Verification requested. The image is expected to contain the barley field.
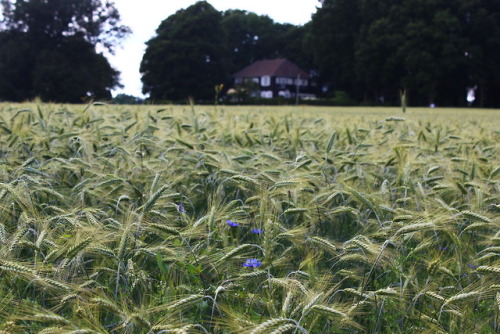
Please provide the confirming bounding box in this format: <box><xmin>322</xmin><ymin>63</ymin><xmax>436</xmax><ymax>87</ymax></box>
<box><xmin>0</xmin><ymin>103</ymin><xmax>498</xmax><ymax>333</ymax></box>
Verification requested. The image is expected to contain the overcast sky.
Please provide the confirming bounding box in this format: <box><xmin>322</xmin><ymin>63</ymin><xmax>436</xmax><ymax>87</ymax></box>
<box><xmin>109</xmin><ymin>0</ymin><xmax>321</xmax><ymax>97</ymax></box>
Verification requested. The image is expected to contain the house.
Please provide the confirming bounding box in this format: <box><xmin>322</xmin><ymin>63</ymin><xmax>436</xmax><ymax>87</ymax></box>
<box><xmin>232</xmin><ymin>58</ymin><xmax>315</xmax><ymax>99</ymax></box>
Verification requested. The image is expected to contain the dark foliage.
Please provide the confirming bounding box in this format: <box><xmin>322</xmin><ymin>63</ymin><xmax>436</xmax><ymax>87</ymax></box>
<box><xmin>0</xmin><ymin>0</ymin><xmax>129</xmax><ymax>102</ymax></box>
<box><xmin>140</xmin><ymin>1</ymin><xmax>226</xmax><ymax>102</ymax></box>
<box><xmin>2</xmin><ymin>0</ymin><xmax>500</xmax><ymax>107</ymax></box>
<box><xmin>309</xmin><ymin>0</ymin><xmax>500</xmax><ymax>107</ymax></box>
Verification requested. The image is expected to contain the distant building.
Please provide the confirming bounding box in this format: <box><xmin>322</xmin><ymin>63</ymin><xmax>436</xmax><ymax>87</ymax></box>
<box><xmin>232</xmin><ymin>58</ymin><xmax>315</xmax><ymax>99</ymax></box>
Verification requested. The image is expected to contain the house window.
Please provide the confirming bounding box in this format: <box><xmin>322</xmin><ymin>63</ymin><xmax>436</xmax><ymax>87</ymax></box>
<box><xmin>261</xmin><ymin>75</ymin><xmax>271</xmax><ymax>87</ymax></box>
<box><xmin>261</xmin><ymin>90</ymin><xmax>273</xmax><ymax>98</ymax></box>
<box><xmin>252</xmin><ymin>77</ymin><xmax>259</xmax><ymax>84</ymax></box>
<box><xmin>235</xmin><ymin>77</ymin><xmax>242</xmax><ymax>84</ymax></box>
<box><xmin>278</xmin><ymin>90</ymin><xmax>291</xmax><ymax>98</ymax></box>
<box><xmin>276</xmin><ymin>77</ymin><xmax>295</xmax><ymax>85</ymax></box>
<box><xmin>294</xmin><ymin>78</ymin><xmax>308</xmax><ymax>86</ymax></box>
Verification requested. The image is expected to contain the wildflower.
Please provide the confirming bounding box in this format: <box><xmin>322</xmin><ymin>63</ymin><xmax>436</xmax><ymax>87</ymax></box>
<box><xmin>226</xmin><ymin>220</ymin><xmax>239</xmax><ymax>227</ymax></box>
<box><xmin>177</xmin><ymin>203</ymin><xmax>186</xmax><ymax>213</ymax></box>
<box><xmin>468</xmin><ymin>263</ymin><xmax>477</xmax><ymax>269</ymax></box>
<box><xmin>251</xmin><ymin>228</ymin><xmax>263</xmax><ymax>234</ymax></box>
<box><xmin>438</xmin><ymin>246</ymin><xmax>447</xmax><ymax>251</ymax></box>
<box><xmin>242</xmin><ymin>259</ymin><xmax>262</xmax><ymax>268</ymax></box>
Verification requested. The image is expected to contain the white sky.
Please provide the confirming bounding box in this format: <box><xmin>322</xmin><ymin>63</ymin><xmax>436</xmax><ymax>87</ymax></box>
<box><xmin>109</xmin><ymin>0</ymin><xmax>321</xmax><ymax>97</ymax></box>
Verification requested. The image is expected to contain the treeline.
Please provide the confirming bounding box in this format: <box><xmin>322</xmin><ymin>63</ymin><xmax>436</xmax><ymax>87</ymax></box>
<box><xmin>309</xmin><ymin>0</ymin><xmax>500</xmax><ymax>107</ymax></box>
<box><xmin>1</xmin><ymin>0</ymin><xmax>500</xmax><ymax>107</ymax></box>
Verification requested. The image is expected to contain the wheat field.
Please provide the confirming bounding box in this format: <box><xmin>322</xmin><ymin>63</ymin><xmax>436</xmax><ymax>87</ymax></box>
<box><xmin>0</xmin><ymin>103</ymin><xmax>498</xmax><ymax>333</ymax></box>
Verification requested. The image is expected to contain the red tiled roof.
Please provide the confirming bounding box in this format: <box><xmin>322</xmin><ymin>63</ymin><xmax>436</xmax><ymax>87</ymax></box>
<box><xmin>233</xmin><ymin>59</ymin><xmax>309</xmax><ymax>79</ymax></box>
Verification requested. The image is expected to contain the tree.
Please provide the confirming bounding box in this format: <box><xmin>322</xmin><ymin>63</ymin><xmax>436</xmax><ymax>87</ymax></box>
<box><xmin>308</xmin><ymin>0</ymin><xmax>362</xmax><ymax>98</ymax></box>
<box><xmin>309</xmin><ymin>0</ymin><xmax>500</xmax><ymax>106</ymax></box>
<box><xmin>141</xmin><ymin>1</ymin><xmax>226</xmax><ymax>102</ymax></box>
<box><xmin>30</xmin><ymin>36</ymin><xmax>120</xmax><ymax>102</ymax></box>
<box><xmin>112</xmin><ymin>93</ymin><xmax>143</xmax><ymax>104</ymax></box>
<box><xmin>459</xmin><ymin>0</ymin><xmax>500</xmax><ymax>107</ymax></box>
<box><xmin>0</xmin><ymin>31</ymin><xmax>34</xmax><ymax>101</ymax></box>
<box><xmin>1</xmin><ymin>0</ymin><xmax>129</xmax><ymax>52</ymax></box>
<box><xmin>354</xmin><ymin>1</ymin><xmax>468</xmax><ymax>105</ymax></box>
<box><xmin>0</xmin><ymin>0</ymin><xmax>129</xmax><ymax>102</ymax></box>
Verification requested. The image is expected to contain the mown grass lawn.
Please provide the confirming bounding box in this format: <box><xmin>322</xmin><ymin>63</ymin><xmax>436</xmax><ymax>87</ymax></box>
<box><xmin>0</xmin><ymin>103</ymin><xmax>498</xmax><ymax>333</ymax></box>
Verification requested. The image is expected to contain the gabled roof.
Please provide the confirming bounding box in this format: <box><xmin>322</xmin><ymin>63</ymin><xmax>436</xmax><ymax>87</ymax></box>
<box><xmin>234</xmin><ymin>58</ymin><xmax>309</xmax><ymax>79</ymax></box>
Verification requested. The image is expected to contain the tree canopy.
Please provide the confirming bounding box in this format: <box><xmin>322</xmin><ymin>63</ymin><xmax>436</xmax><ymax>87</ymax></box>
<box><xmin>0</xmin><ymin>0</ymin><xmax>129</xmax><ymax>102</ymax></box>
<box><xmin>140</xmin><ymin>1</ymin><xmax>309</xmax><ymax>102</ymax></box>
<box><xmin>309</xmin><ymin>0</ymin><xmax>500</xmax><ymax>107</ymax></box>
<box><xmin>140</xmin><ymin>1</ymin><xmax>226</xmax><ymax>102</ymax></box>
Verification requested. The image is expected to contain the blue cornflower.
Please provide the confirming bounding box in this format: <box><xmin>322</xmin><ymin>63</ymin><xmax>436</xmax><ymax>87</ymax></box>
<box><xmin>251</xmin><ymin>228</ymin><xmax>263</xmax><ymax>234</ymax></box>
<box><xmin>242</xmin><ymin>259</ymin><xmax>262</xmax><ymax>268</ymax></box>
<box><xmin>226</xmin><ymin>220</ymin><xmax>239</xmax><ymax>227</ymax></box>
<box><xmin>177</xmin><ymin>203</ymin><xmax>186</xmax><ymax>213</ymax></box>
<box><xmin>468</xmin><ymin>263</ymin><xmax>477</xmax><ymax>269</ymax></box>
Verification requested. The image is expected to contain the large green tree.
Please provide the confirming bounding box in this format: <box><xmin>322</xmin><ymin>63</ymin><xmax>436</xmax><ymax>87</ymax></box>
<box><xmin>0</xmin><ymin>0</ymin><xmax>129</xmax><ymax>102</ymax></box>
<box><xmin>140</xmin><ymin>1</ymin><xmax>226</xmax><ymax>102</ymax></box>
